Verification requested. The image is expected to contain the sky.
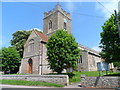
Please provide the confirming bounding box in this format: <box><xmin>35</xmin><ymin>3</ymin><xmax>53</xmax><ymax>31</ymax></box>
<box><xmin>1</xmin><ymin>0</ymin><xmax>119</xmax><ymax>52</ymax></box>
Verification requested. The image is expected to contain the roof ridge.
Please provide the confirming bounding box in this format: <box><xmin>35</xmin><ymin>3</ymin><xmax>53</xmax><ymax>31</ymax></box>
<box><xmin>34</xmin><ymin>30</ymin><xmax>48</xmax><ymax>42</ymax></box>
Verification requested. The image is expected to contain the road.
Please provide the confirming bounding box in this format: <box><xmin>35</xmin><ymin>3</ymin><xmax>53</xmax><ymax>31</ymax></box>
<box><xmin>0</xmin><ymin>84</ymin><xmax>118</xmax><ymax>90</ymax></box>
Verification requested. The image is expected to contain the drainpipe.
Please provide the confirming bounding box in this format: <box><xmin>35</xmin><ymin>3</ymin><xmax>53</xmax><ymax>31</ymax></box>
<box><xmin>38</xmin><ymin>42</ymin><xmax>41</xmax><ymax>75</ymax></box>
<box><xmin>40</xmin><ymin>41</ymin><xmax>46</xmax><ymax>75</ymax></box>
<box><xmin>41</xmin><ymin>42</ymin><xmax>43</xmax><ymax>75</ymax></box>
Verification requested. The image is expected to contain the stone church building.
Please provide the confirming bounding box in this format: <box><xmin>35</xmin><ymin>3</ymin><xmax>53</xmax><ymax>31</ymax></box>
<box><xmin>19</xmin><ymin>4</ymin><xmax>104</xmax><ymax>75</ymax></box>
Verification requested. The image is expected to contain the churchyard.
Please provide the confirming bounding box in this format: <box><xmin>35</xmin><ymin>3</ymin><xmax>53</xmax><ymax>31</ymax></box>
<box><xmin>1</xmin><ymin>71</ymin><xmax>120</xmax><ymax>88</ymax></box>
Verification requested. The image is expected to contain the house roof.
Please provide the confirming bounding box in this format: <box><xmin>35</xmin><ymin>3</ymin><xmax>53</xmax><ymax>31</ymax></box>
<box><xmin>34</xmin><ymin>30</ymin><xmax>48</xmax><ymax>42</ymax></box>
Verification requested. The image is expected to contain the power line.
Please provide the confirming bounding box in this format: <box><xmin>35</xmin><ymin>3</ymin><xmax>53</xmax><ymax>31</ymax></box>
<box><xmin>70</xmin><ymin>12</ymin><xmax>108</xmax><ymax>19</ymax></box>
<box><xmin>96</xmin><ymin>0</ymin><xmax>113</xmax><ymax>14</ymax></box>
<box><xmin>10</xmin><ymin>2</ymin><xmax>108</xmax><ymax>19</ymax></box>
<box><xmin>19</xmin><ymin>2</ymin><xmax>107</xmax><ymax>19</ymax></box>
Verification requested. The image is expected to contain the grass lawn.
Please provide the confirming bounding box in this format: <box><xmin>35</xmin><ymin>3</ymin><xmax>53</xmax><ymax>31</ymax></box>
<box><xmin>69</xmin><ymin>71</ymin><xmax>99</xmax><ymax>83</ymax></box>
<box><xmin>104</xmin><ymin>72</ymin><xmax>120</xmax><ymax>76</ymax></box>
<box><xmin>0</xmin><ymin>79</ymin><xmax>64</xmax><ymax>87</ymax></box>
<box><xmin>69</xmin><ymin>71</ymin><xmax>120</xmax><ymax>83</ymax></box>
<box><xmin>2</xmin><ymin>71</ymin><xmax>119</xmax><ymax>85</ymax></box>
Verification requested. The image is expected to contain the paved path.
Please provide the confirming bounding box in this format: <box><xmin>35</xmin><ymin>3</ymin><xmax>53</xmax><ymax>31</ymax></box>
<box><xmin>0</xmin><ymin>84</ymin><xmax>117</xmax><ymax>90</ymax></box>
<box><xmin>64</xmin><ymin>82</ymin><xmax>81</xmax><ymax>88</ymax></box>
<box><xmin>0</xmin><ymin>84</ymin><xmax>55</xmax><ymax>88</ymax></box>
<box><xmin>64</xmin><ymin>83</ymin><xmax>116</xmax><ymax>90</ymax></box>
<box><xmin>1</xmin><ymin>83</ymin><xmax>82</xmax><ymax>88</ymax></box>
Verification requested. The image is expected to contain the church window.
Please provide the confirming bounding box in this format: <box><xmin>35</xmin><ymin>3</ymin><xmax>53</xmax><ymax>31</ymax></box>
<box><xmin>77</xmin><ymin>56</ymin><xmax>82</xmax><ymax>64</ymax></box>
<box><xmin>28</xmin><ymin>39</ymin><xmax>34</xmax><ymax>52</ymax></box>
<box><xmin>49</xmin><ymin>20</ymin><xmax>52</xmax><ymax>29</ymax></box>
<box><xmin>80</xmin><ymin>56</ymin><xmax>82</xmax><ymax>63</ymax></box>
<box><xmin>64</xmin><ymin>22</ymin><xmax>67</xmax><ymax>30</ymax></box>
<box><xmin>64</xmin><ymin>18</ymin><xmax>67</xmax><ymax>23</ymax></box>
<box><xmin>92</xmin><ymin>56</ymin><xmax>95</xmax><ymax>66</ymax></box>
<box><xmin>64</xmin><ymin>18</ymin><xmax>67</xmax><ymax>30</ymax></box>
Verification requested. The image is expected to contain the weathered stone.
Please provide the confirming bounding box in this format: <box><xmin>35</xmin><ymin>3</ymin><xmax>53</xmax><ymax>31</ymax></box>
<box><xmin>81</xmin><ymin>75</ymin><xmax>120</xmax><ymax>88</ymax></box>
<box><xmin>1</xmin><ymin>75</ymin><xmax>69</xmax><ymax>85</ymax></box>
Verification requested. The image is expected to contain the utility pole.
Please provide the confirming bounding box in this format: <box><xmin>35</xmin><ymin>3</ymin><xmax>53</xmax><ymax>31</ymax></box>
<box><xmin>114</xmin><ymin>10</ymin><xmax>120</xmax><ymax>38</ymax></box>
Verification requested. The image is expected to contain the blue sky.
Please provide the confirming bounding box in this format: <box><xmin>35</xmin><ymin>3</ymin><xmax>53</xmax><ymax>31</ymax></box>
<box><xmin>1</xmin><ymin>1</ymin><xmax>119</xmax><ymax>51</ymax></box>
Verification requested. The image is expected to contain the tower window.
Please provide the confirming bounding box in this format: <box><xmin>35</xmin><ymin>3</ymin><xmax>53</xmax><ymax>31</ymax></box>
<box><xmin>49</xmin><ymin>20</ymin><xmax>52</xmax><ymax>29</ymax></box>
<box><xmin>64</xmin><ymin>22</ymin><xmax>67</xmax><ymax>30</ymax></box>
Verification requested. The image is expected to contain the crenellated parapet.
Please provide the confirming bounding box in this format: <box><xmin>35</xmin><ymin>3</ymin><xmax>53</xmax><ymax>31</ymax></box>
<box><xmin>44</xmin><ymin>4</ymin><xmax>71</xmax><ymax>20</ymax></box>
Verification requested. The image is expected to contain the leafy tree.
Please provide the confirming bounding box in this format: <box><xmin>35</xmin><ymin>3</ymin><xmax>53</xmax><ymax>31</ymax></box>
<box><xmin>0</xmin><ymin>47</ymin><xmax>21</xmax><ymax>74</ymax></box>
<box><xmin>46</xmin><ymin>30</ymin><xmax>80</xmax><ymax>74</ymax></box>
<box><xmin>113</xmin><ymin>62</ymin><xmax>120</xmax><ymax>67</ymax></box>
<box><xmin>11</xmin><ymin>30</ymin><xmax>31</xmax><ymax>58</ymax></box>
<box><xmin>100</xmin><ymin>14</ymin><xmax>120</xmax><ymax>65</ymax></box>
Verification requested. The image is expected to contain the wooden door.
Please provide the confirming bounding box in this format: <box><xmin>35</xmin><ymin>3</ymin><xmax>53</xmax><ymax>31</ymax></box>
<box><xmin>27</xmin><ymin>58</ymin><xmax>32</xmax><ymax>74</ymax></box>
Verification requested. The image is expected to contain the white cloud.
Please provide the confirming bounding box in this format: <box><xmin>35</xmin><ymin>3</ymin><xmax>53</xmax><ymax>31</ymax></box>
<box><xmin>95</xmin><ymin>0</ymin><xmax>119</xmax><ymax>19</ymax></box>
<box><xmin>65</xmin><ymin>2</ymin><xmax>75</xmax><ymax>12</ymax></box>
<box><xmin>31</xmin><ymin>28</ymin><xmax>42</xmax><ymax>32</ymax></box>
<box><xmin>65</xmin><ymin>1</ymin><xmax>82</xmax><ymax>13</ymax></box>
<box><xmin>92</xmin><ymin>46</ymin><xmax>101</xmax><ymax>52</ymax></box>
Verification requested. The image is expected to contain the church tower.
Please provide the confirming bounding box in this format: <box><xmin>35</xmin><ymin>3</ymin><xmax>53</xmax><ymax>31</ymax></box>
<box><xmin>43</xmin><ymin>3</ymin><xmax>72</xmax><ymax>37</ymax></box>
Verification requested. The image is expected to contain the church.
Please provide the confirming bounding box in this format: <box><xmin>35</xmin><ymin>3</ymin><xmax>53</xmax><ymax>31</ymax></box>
<box><xmin>19</xmin><ymin>4</ymin><xmax>106</xmax><ymax>75</ymax></box>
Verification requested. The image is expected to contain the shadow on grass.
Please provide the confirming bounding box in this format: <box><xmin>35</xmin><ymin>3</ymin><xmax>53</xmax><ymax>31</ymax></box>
<box><xmin>66</xmin><ymin>72</ymin><xmax>75</xmax><ymax>78</ymax></box>
<box><xmin>104</xmin><ymin>73</ymin><xmax>120</xmax><ymax>76</ymax></box>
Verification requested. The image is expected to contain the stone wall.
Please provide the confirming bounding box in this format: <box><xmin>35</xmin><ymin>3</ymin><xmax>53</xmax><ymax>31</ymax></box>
<box><xmin>78</xmin><ymin>50</ymin><xmax>89</xmax><ymax>71</ymax></box>
<box><xmin>81</xmin><ymin>75</ymin><xmax>120</xmax><ymax>88</ymax></box>
<box><xmin>1</xmin><ymin>75</ymin><xmax>69</xmax><ymax>85</ymax></box>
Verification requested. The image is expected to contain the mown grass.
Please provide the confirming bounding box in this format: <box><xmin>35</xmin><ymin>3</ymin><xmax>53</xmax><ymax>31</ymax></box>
<box><xmin>2</xmin><ymin>71</ymin><xmax>119</xmax><ymax>85</ymax></box>
<box><xmin>47</xmin><ymin>71</ymin><xmax>119</xmax><ymax>84</ymax></box>
<box><xmin>47</xmin><ymin>71</ymin><xmax>102</xmax><ymax>83</ymax></box>
<box><xmin>69</xmin><ymin>71</ymin><xmax>99</xmax><ymax>83</ymax></box>
<box><xmin>104</xmin><ymin>72</ymin><xmax>120</xmax><ymax>76</ymax></box>
<box><xmin>0</xmin><ymin>79</ymin><xmax>64</xmax><ymax>87</ymax></box>
<box><xmin>68</xmin><ymin>71</ymin><xmax>120</xmax><ymax>83</ymax></box>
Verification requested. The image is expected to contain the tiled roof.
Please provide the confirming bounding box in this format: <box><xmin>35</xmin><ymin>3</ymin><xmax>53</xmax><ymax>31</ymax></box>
<box><xmin>34</xmin><ymin>30</ymin><xmax>48</xmax><ymax>42</ymax></box>
<box><xmin>79</xmin><ymin>44</ymin><xmax>100</xmax><ymax>56</ymax></box>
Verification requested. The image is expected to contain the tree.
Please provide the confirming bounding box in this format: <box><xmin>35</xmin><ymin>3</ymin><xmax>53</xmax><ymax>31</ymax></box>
<box><xmin>100</xmin><ymin>14</ymin><xmax>120</xmax><ymax>65</ymax></box>
<box><xmin>46</xmin><ymin>30</ymin><xmax>80</xmax><ymax>74</ymax></box>
<box><xmin>0</xmin><ymin>47</ymin><xmax>21</xmax><ymax>74</ymax></box>
<box><xmin>11</xmin><ymin>30</ymin><xmax>31</xmax><ymax>58</ymax></box>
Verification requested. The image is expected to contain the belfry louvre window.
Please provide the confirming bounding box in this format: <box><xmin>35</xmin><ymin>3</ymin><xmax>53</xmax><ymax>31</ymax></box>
<box><xmin>49</xmin><ymin>20</ymin><xmax>52</xmax><ymax>29</ymax></box>
<box><xmin>64</xmin><ymin>18</ymin><xmax>67</xmax><ymax>30</ymax></box>
<box><xmin>64</xmin><ymin>22</ymin><xmax>67</xmax><ymax>30</ymax></box>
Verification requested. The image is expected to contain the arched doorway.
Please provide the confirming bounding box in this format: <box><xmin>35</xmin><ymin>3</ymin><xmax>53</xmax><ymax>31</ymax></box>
<box><xmin>27</xmin><ymin>58</ymin><xmax>32</xmax><ymax>74</ymax></box>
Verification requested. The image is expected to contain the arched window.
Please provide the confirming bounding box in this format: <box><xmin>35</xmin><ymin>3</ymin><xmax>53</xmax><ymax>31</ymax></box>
<box><xmin>77</xmin><ymin>56</ymin><xmax>82</xmax><ymax>65</ymax></box>
<box><xmin>49</xmin><ymin>20</ymin><xmax>52</xmax><ymax>29</ymax></box>
<box><xmin>28</xmin><ymin>39</ymin><xmax>34</xmax><ymax>52</ymax></box>
<box><xmin>64</xmin><ymin>18</ymin><xmax>67</xmax><ymax>30</ymax></box>
<box><xmin>64</xmin><ymin>22</ymin><xmax>67</xmax><ymax>30</ymax></box>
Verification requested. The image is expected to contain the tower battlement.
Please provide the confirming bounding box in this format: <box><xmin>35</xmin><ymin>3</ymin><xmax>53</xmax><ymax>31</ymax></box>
<box><xmin>43</xmin><ymin>3</ymin><xmax>71</xmax><ymax>37</ymax></box>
